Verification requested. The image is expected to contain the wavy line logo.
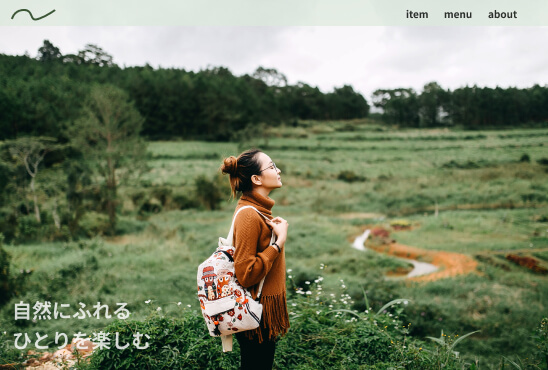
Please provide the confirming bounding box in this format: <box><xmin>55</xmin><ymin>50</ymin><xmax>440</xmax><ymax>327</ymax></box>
<box><xmin>11</xmin><ymin>9</ymin><xmax>56</xmax><ymax>21</ymax></box>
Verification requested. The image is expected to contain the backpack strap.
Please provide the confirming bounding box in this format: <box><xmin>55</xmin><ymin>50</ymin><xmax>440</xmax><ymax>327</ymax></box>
<box><xmin>226</xmin><ymin>205</ymin><xmax>276</xmax><ymax>299</ymax></box>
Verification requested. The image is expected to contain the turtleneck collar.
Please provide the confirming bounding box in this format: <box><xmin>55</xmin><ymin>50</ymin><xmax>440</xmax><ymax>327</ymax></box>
<box><xmin>238</xmin><ymin>191</ymin><xmax>275</xmax><ymax>216</ymax></box>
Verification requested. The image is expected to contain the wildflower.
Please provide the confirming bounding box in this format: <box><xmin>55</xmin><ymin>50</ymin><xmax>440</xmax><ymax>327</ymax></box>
<box><xmin>187</xmin><ymin>304</ymin><xmax>191</xmax><ymax>308</ymax></box>
<box><xmin>341</xmin><ymin>285</ymin><xmax>346</xmax><ymax>289</ymax></box>
<box><xmin>177</xmin><ymin>302</ymin><xmax>182</xmax><ymax>306</ymax></box>
<box><xmin>288</xmin><ymin>275</ymin><xmax>293</xmax><ymax>279</ymax></box>
<box><xmin>316</xmin><ymin>311</ymin><xmax>320</xmax><ymax>315</ymax></box>
<box><xmin>157</xmin><ymin>307</ymin><xmax>162</xmax><ymax>311</ymax></box>
<box><xmin>306</xmin><ymin>291</ymin><xmax>312</xmax><ymax>295</ymax></box>
<box><xmin>320</xmin><ymin>264</ymin><xmax>325</xmax><ymax>269</ymax></box>
<box><xmin>287</xmin><ymin>269</ymin><xmax>292</xmax><ymax>273</ymax></box>
<box><xmin>305</xmin><ymin>281</ymin><xmax>310</xmax><ymax>285</ymax></box>
<box><xmin>404</xmin><ymin>300</ymin><xmax>408</xmax><ymax>305</ymax></box>
<box><xmin>292</xmin><ymin>303</ymin><xmax>297</xmax><ymax>307</ymax></box>
<box><xmin>145</xmin><ymin>300</ymin><xmax>152</xmax><ymax>304</ymax></box>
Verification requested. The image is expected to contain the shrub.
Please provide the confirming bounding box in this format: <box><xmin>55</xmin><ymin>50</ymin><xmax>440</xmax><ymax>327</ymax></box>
<box><xmin>139</xmin><ymin>198</ymin><xmax>163</xmax><ymax>214</ymax></box>
<box><xmin>14</xmin><ymin>215</ymin><xmax>41</xmax><ymax>242</ymax></box>
<box><xmin>171</xmin><ymin>193</ymin><xmax>200</xmax><ymax>210</ymax></box>
<box><xmin>0</xmin><ymin>331</ymin><xmax>26</xmax><ymax>367</ymax></box>
<box><xmin>150</xmin><ymin>186</ymin><xmax>173</xmax><ymax>206</ymax></box>
<box><xmin>520</xmin><ymin>153</ymin><xmax>531</xmax><ymax>162</ymax></box>
<box><xmin>0</xmin><ymin>233</ymin><xmax>13</xmax><ymax>306</ymax></box>
<box><xmin>0</xmin><ymin>234</ymin><xmax>30</xmax><ymax>307</ymax></box>
<box><xmin>0</xmin><ymin>207</ymin><xmax>17</xmax><ymax>242</ymax></box>
<box><xmin>194</xmin><ymin>175</ymin><xmax>225</xmax><ymax>210</ymax></box>
<box><xmin>337</xmin><ymin>170</ymin><xmax>366</xmax><ymax>183</ymax></box>
<box><xmin>88</xmin><ymin>309</ymin><xmax>239</xmax><ymax>369</ymax></box>
<box><xmin>532</xmin><ymin>317</ymin><xmax>548</xmax><ymax>368</ymax></box>
<box><xmin>441</xmin><ymin>160</ymin><xmax>481</xmax><ymax>169</ymax></box>
<box><xmin>78</xmin><ymin>212</ymin><xmax>111</xmax><ymax>238</ymax></box>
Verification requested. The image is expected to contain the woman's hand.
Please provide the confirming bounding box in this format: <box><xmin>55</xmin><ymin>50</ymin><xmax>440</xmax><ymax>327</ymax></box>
<box><xmin>266</xmin><ymin>217</ymin><xmax>289</xmax><ymax>247</ymax></box>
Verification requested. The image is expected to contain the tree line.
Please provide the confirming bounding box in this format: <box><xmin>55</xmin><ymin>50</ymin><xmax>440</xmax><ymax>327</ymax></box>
<box><xmin>373</xmin><ymin>82</ymin><xmax>548</xmax><ymax>128</ymax></box>
<box><xmin>0</xmin><ymin>40</ymin><xmax>370</xmax><ymax>142</ymax></box>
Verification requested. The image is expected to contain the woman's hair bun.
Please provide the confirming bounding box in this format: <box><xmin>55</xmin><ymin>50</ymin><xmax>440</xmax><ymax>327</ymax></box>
<box><xmin>221</xmin><ymin>156</ymin><xmax>238</xmax><ymax>176</ymax></box>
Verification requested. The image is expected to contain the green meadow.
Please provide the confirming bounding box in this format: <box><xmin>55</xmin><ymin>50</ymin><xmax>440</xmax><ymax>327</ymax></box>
<box><xmin>1</xmin><ymin>120</ymin><xmax>548</xmax><ymax>368</ymax></box>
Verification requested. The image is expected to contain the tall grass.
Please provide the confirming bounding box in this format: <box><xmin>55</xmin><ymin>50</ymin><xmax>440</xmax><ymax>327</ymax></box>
<box><xmin>1</xmin><ymin>122</ymin><xmax>547</xmax><ymax>367</ymax></box>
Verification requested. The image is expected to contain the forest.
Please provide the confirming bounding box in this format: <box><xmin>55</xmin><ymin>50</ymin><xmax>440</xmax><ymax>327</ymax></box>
<box><xmin>1</xmin><ymin>40</ymin><xmax>547</xmax><ymax>144</ymax></box>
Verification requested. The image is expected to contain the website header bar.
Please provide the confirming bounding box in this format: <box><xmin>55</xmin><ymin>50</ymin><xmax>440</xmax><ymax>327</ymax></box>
<box><xmin>3</xmin><ymin>0</ymin><xmax>547</xmax><ymax>26</ymax></box>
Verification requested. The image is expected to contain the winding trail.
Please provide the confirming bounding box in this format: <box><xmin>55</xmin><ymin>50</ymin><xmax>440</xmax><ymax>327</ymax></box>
<box><xmin>367</xmin><ymin>242</ymin><xmax>478</xmax><ymax>282</ymax></box>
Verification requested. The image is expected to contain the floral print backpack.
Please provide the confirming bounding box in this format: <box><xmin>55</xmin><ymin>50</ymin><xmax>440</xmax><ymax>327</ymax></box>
<box><xmin>197</xmin><ymin>206</ymin><xmax>274</xmax><ymax>352</ymax></box>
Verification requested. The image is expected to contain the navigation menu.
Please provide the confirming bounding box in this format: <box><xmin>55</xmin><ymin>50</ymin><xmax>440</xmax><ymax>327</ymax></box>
<box><xmin>405</xmin><ymin>9</ymin><xmax>519</xmax><ymax>21</ymax></box>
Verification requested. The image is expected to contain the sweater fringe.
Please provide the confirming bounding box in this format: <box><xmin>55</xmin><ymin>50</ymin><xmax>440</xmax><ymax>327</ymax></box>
<box><xmin>244</xmin><ymin>292</ymin><xmax>290</xmax><ymax>343</ymax></box>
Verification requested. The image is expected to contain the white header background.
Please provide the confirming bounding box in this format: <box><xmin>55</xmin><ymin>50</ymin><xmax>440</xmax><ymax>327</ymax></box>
<box><xmin>2</xmin><ymin>0</ymin><xmax>548</xmax><ymax>25</ymax></box>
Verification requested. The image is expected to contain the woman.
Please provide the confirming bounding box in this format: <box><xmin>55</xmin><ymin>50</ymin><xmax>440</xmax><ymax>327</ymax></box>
<box><xmin>220</xmin><ymin>148</ymin><xmax>290</xmax><ymax>369</ymax></box>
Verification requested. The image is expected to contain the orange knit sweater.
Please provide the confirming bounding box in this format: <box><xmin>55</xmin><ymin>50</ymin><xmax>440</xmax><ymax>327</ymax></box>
<box><xmin>232</xmin><ymin>191</ymin><xmax>290</xmax><ymax>342</ymax></box>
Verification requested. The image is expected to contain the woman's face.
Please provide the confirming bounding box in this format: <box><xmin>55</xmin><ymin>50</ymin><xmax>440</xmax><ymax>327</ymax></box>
<box><xmin>256</xmin><ymin>152</ymin><xmax>282</xmax><ymax>190</ymax></box>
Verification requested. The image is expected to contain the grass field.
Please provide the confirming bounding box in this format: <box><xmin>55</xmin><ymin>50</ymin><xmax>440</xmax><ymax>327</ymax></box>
<box><xmin>2</xmin><ymin>120</ymin><xmax>547</xmax><ymax>368</ymax></box>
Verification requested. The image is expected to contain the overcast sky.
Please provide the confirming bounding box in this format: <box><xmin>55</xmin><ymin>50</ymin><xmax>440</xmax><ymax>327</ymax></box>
<box><xmin>2</xmin><ymin>27</ymin><xmax>547</xmax><ymax>101</ymax></box>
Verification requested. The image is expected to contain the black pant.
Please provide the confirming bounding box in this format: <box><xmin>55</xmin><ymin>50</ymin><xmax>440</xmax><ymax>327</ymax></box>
<box><xmin>235</xmin><ymin>326</ymin><xmax>277</xmax><ymax>370</ymax></box>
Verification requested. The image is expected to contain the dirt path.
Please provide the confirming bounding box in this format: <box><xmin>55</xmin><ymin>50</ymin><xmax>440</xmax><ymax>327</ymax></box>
<box><xmin>368</xmin><ymin>242</ymin><xmax>478</xmax><ymax>282</ymax></box>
